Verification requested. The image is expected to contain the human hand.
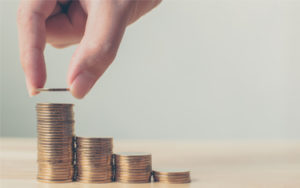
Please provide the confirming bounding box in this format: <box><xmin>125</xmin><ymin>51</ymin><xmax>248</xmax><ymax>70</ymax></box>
<box><xmin>17</xmin><ymin>0</ymin><xmax>161</xmax><ymax>98</ymax></box>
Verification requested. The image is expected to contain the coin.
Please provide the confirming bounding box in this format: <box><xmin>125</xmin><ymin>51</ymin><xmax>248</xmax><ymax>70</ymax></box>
<box><xmin>36</xmin><ymin>88</ymin><xmax>70</xmax><ymax>92</ymax></box>
<box><xmin>114</xmin><ymin>152</ymin><xmax>152</xmax><ymax>183</ymax></box>
<box><xmin>35</xmin><ymin>102</ymin><xmax>192</xmax><ymax>184</ymax></box>
<box><xmin>152</xmin><ymin>169</ymin><xmax>191</xmax><ymax>183</ymax></box>
<box><xmin>36</xmin><ymin>103</ymin><xmax>75</xmax><ymax>183</ymax></box>
<box><xmin>76</xmin><ymin>137</ymin><xmax>113</xmax><ymax>183</ymax></box>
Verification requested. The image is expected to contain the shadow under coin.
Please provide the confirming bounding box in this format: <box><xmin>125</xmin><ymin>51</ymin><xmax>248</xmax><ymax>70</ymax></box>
<box><xmin>152</xmin><ymin>182</ymin><xmax>191</xmax><ymax>188</ymax></box>
<box><xmin>38</xmin><ymin>181</ymin><xmax>191</xmax><ymax>188</ymax></box>
<box><xmin>38</xmin><ymin>182</ymin><xmax>116</xmax><ymax>188</ymax></box>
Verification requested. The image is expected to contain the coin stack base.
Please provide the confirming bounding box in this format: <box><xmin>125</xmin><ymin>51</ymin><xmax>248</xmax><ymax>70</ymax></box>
<box><xmin>76</xmin><ymin>137</ymin><xmax>113</xmax><ymax>183</ymax></box>
<box><xmin>36</xmin><ymin>103</ymin><xmax>75</xmax><ymax>183</ymax></box>
<box><xmin>115</xmin><ymin>152</ymin><xmax>152</xmax><ymax>183</ymax></box>
<box><xmin>153</xmin><ymin>169</ymin><xmax>191</xmax><ymax>184</ymax></box>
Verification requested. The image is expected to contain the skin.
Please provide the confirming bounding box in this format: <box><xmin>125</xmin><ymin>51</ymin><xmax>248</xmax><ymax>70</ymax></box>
<box><xmin>17</xmin><ymin>0</ymin><xmax>161</xmax><ymax>98</ymax></box>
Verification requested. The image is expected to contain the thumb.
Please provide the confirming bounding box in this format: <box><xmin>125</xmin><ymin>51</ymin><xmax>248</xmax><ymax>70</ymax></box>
<box><xmin>68</xmin><ymin>1</ymin><xmax>130</xmax><ymax>99</ymax></box>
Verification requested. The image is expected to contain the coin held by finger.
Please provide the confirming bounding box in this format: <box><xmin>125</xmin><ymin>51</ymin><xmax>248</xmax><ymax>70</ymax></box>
<box><xmin>36</xmin><ymin>88</ymin><xmax>70</xmax><ymax>92</ymax></box>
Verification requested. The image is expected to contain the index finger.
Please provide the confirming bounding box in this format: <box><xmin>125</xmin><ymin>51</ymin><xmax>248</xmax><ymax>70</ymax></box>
<box><xmin>17</xmin><ymin>0</ymin><xmax>56</xmax><ymax>96</ymax></box>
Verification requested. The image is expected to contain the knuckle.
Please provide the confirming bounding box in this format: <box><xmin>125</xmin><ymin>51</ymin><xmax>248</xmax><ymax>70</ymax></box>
<box><xmin>99</xmin><ymin>42</ymin><xmax>117</xmax><ymax>63</ymax></box>
<box><xmin>17</xmin><ymin>7</ymin><xmax>45</xmax><ymax>25</ymax></box>
<box><xmin>47</xmin><ymin>38</ymin><xmax>70</xmax><ymax>49</ymax></box>
<box><xmin>50</xmin><ymin>43</ymin><xmax>68</xmax><ymax>49</ymax></box>
<box><xmin>17</xmin><ymin>6</ymin><xmax>25</xmax><ymax>23</ymax></box>
<box><xmin>17</xmin><ymin>9</ymin><xmax>34</xmax><ymax>26</ymax></box>
<box><xmin>116</xmin><ymin>0</ymin><xmax>134</xmax><ymax>8</ymax></box>
<box><xmin>80</xmin><ymin>42</ymin><xmax>118</xmax><ymax>77</ymax></box>
<box><xmin>86</xmin><ymin>42</ymin><xmax>117</xmax><ymax>66</ymax></box>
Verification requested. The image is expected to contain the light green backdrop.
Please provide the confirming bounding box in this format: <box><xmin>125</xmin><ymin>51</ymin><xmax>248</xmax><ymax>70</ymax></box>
<box><xmin>1</xmin><ymin>0</ymin><xmax>300</xmax><ymax>139</ymax></box>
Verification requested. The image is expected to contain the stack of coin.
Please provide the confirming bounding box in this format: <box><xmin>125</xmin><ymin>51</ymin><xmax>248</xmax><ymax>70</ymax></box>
<box><xmin>36</xmin><ymin>103</ymin><xmax>75</xmax><ymax>183</ymax></box>
<box><xmin>115</xmin><ymin>152</ymin><xmax>152</xmax><ymax>183</ymax></box>
<box><xmin>153</xmin><ymin>169</ymin><xmax>191</xmax><ymax>183</ymax></box>
<box><xmin>76</xmin><ymin>137</ymin><xmax>113</xmax><ymax>183</ymax></box>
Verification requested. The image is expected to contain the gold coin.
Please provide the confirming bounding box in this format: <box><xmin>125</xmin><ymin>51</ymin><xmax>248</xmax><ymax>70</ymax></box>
<box><xmin>75</xmin><ymin>137</ymin><xmax>113</xmax><ymax>183</ymax></box>
<box><xmin>36</xmin><ymin>103</ymin><xmax>75</xmax><ymax>182</ymax></box>
<box><xmin>114</xmin><ymin>152</ymin><xmax>152</xmax><ymax>183</ymax></box>
<box><xmin>152</xmin><ymin>169</ymin><xmax>191</xmax><ymax>183</ymax></box>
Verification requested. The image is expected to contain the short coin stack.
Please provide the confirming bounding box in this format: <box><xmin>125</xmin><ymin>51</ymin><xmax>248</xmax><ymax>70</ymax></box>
<box><xmin>115</xmin><ymin>152</ymin><xmax>152</xmax><ymax>183</ymax></box>
<box><xmin>153</xmin><ymin>169</ymin><xmax>191</xmax><ymax>183</ymax></box>
<box><xmin>76</xmin><ymin>137</ymin><xmax>113</xmax><ymax>183</ymax></box>
<box><xmin>36</xmin><ymin>103</ymin><xmax>75</xmax><ymax>183</ymax></box>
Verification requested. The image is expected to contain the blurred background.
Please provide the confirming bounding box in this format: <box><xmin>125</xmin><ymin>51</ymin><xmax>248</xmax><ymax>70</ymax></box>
<box><xmin>0</xmin><ymin>0</ymin><xmax>299</xmax><ymax>139</ymax></box>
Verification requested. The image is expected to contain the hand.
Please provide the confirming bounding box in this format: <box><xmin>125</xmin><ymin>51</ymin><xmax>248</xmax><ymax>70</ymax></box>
<box><xmin>17</xmin><ymin>0</ymin><xmax>161</xmax><ymax>98</ymax></box>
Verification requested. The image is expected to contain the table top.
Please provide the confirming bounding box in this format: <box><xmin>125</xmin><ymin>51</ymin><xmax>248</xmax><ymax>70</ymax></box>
<box><xmin>1</xmin><ymin>138</ymin><xmax>300</xmax><ymax>188</ymax></box>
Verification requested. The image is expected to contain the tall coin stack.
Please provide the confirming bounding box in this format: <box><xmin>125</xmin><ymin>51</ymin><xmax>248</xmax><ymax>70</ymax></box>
<box><xmin>36</xmin><ymin>103</ymin><xmax>75</xmax><ymax>183</ymax></box>
<box><xmin>76</xmin><ymin>137</ymin><xmax>113</xmax><ymax>183</ymax></box>
<box><xmin>153</xmin><ymin>169</ymin><xmax>191</xmax><ymax>183</ymax></box>
<box><xmin>115</xmin><ymin>152</ymin><xmax>152</xmax><ymax>183</ymax></box>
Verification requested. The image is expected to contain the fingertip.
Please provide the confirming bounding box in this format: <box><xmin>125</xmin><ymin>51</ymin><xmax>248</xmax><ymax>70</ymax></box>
<box><xmin>25</xmin><ymin>77</ymin><xmax>43</xmax><ymax>97</ymax></box>
<box><xmin>26</xmin><ymin>84</ymin><xmax>39</xmax><ymax>97</ymax></box>
<box><xmin>69</xmin><ymin>71</ymin><xmax>97</xmax><ymax>99</ymax></box>
<box><xmin>27</xmin><ymin>85</ymin><xmax>40</xmax><ymax>97</ymax></box>
<box><xmin>30</xmin><ymin>91</ymin><xmax>40</xmax><ymax>97</ymax></box>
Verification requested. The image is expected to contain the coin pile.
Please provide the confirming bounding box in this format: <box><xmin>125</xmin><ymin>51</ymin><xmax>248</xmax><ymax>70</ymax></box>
<box><xmin>153</xmin><ymin>169</ymin><xmax>191</xmax><ymax>183</ymax></box>
<box><xmin>115</xmin><ymin>152</ymin><xmax>152</xmax><ymax>183</ymax></box>
<box><xmin>36</xmin><ymin>103</ymin><xmax>75</xmax><ymax>183</ymax></box>
<box><xmin>76</xmin><ymin>137</ymin><xmax>113</xmax><ymax>183</ymax></box>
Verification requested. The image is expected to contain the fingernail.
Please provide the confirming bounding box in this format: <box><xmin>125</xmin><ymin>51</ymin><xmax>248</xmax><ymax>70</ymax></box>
<box><xmin>25</xmin><ymin>79</ymin><xmax>38</xmax><ymax>97</ymax></box>
<box><xmin>70</xmin><ymin>71</ymin><xmax>96</xmax><ymax>99</ymax></box>
<box><xmin>27</xmin><ymin>88</ymin><xmax>39</xmax><ymax>97</ymax></box>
